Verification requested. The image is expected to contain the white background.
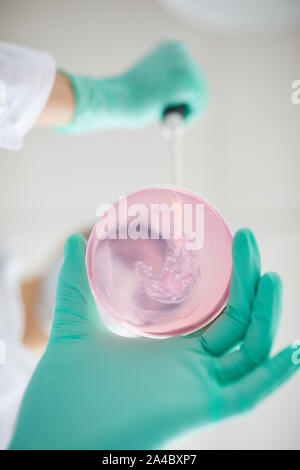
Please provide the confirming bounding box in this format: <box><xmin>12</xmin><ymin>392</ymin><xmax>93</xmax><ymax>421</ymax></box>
<box><xmin>0</xmin><ymin>0</ymin><xmax>299</xmax><ymax>450</ymax></box>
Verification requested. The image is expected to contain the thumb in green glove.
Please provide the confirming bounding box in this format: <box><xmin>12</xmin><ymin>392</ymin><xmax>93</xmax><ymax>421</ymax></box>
<box><xmin>9</xmin><ymin>229</ymin><xmax>299</xmax><ymax>449</ymax></box>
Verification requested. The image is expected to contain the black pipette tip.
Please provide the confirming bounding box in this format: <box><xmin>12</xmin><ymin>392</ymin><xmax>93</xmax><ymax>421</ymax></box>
<box><xmin>163</xmin><ymin>104</ymin><xmax>189</xmax><ymax>120</ymax></box>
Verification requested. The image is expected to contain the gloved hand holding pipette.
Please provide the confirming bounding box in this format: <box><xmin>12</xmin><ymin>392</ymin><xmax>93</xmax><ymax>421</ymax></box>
<box><xmin>0</xmin><ymin>40</ymin><xmax>208</xmax><ymax>150</ymax></box>
<box><xmin>9</xmin><ymin>229</ymin><xmax>299</xmax><ymax>449</ymax></box>
<box><xmin>41</xmin><ymin>40</ymin><xmax>209</xmax><ymax>133</ymax></box>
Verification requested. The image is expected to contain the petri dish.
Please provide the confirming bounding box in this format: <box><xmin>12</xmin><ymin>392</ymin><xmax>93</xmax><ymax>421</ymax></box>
<box><xmin>86</xmin><ymin>187</ymin><xmax>232</xmax><ymax>338</ymax></box>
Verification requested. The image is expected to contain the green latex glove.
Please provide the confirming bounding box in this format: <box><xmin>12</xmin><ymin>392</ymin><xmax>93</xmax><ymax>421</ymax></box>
<box><xmin>55</xmin><ymin>40</ymin><xmax>209</xmax><ymax>134</ymax></box>
<box><xmin>10</xmin><ymin>228</ymin><xmax>299</xmax><ymax>450</ymax></box>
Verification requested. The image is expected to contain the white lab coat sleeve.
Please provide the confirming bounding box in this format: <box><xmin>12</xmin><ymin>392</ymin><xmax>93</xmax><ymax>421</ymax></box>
<box><xmin>0</xmin><ymin>42</ymin><xmax>56</xmax><ymax>151</ymax></box>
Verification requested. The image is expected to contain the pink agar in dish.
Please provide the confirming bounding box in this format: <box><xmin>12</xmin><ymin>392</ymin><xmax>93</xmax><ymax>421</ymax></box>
<box><xmin>86</xmin><ymin>187</ymin><xmax>233</xmax><ymax>338</ymax></box>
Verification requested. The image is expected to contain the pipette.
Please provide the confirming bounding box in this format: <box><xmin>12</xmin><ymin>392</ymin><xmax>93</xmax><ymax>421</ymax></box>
<box><xmin>162</xmin><ymin>105</ymin><xmax>188</xmax><ymax>187</ymax></box>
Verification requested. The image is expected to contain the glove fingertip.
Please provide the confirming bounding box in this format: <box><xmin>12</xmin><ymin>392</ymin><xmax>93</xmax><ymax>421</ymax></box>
<box><xmin>64</xmin><ymin>233</ymin><xmax>87</xmax><ymax>259</ymax></box>
<box><xmin>233</xmin><ymin>227</ymin><xmax>256</xmax><ymax>248</ymax></box>
<box><xmin>233</xmin><ymin>227</ymin><xmax>260</xmax><ymax>263</ymax></box>
<box><xmin>259</xmin><ymin>272</ymin><xmax>283</xmax><ymax>294</ymax></box>
<box><xmin>257</xmin><ymin>272</ymin><xmax>283</xmax><ymax>322</ymax></box>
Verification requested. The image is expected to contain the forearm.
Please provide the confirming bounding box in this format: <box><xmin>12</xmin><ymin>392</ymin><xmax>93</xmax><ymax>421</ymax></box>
<box><xmin>37</xmin><ymin>72</ymin><xmax>75</xmax><ymax>126</ymax></box>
